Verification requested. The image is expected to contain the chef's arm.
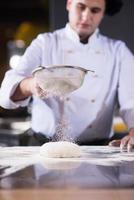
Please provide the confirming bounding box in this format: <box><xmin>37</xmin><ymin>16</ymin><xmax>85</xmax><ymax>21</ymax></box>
<box><xmin>11</xmin><ymin>77</ymin><xmax>34</xmax><ymax>102</ymax></box>
<box><xmin>11</xmin><ymin>76</ymin><xmax>48</xmax><ymax>102</ymax></box>
<box><xmin>109</xmin><ymin>43</ymin><xmax>134</xmax><ymax>151</ymax></box>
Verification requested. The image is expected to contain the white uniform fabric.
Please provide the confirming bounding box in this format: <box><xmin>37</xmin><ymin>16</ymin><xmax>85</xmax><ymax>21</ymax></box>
<box><xmin>0</xmin><ymin>24</ymin><xmax>134</xmax><ymax>142</ymax></box>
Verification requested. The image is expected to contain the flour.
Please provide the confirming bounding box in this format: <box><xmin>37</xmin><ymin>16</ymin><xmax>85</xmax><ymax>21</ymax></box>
<box><xmin>39</xmin><ymin>79</ymin><xmax>80</xmax><ymax>97</ymax></box>
<box><xmin>34</xmin><ymin>66</ymin><xmax>85</xmax><ymax>96</ymax></box>
<box><xmin>52</xmin><ymin>96</ymin><xmax>73</xmax><ymax>143</ymax></box>
<box><xmin>33</xmin><ymin>66</ymin><xmax>86</xmax><ymax>144</ymax></box>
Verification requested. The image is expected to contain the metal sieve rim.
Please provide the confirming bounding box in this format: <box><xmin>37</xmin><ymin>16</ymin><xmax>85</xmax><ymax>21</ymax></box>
<box><xmin>32</xmin><ymin>65</ymin><xmax>94</xmax><ymax>75</ymax></box>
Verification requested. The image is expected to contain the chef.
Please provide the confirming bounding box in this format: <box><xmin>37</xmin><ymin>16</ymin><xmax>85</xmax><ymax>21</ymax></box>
<box><xmin>0</xmin><ymin>0</ymin><xmax>134</xmax><ymax>150</ymax></box>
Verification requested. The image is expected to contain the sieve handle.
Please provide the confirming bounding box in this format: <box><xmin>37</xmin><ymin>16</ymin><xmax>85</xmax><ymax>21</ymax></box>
<box><xmin>86</xmin><ymin>69</ymin><xmax>95</xmax><ymax>73</ymax></box>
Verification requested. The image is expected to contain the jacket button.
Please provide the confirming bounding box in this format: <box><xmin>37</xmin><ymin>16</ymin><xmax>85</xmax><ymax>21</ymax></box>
<box><xmin>66</xmin><ymin>97</ymin><xmax>70</xmax><ymax>101</ymax></box>
<box><xmin>89</xmin><ymin>125</ymin><xmax>92</xmax><ymax>128</ymax></box>
<box><xmin>91</xmin><ymin>99</ymin><xmax>95</xmax><ymax>103</ymax></box>
<box><xmin>67</xmin><ymin>50</ymin><xmax>73</xmax><ymax>54</ymax></box>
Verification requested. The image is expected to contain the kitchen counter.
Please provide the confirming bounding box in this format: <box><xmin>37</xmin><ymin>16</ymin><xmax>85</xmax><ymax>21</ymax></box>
<box><xmin>0</xmin><ymin>145</ymin><xmax>134</xmax><ymax>200</ymax></box>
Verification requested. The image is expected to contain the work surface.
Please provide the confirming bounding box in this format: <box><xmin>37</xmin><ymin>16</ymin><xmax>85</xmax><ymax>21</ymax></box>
<box><xmin>0</xmin><ymin>145</ymin><xmax>134</xmax><ymax>200</ymax></box>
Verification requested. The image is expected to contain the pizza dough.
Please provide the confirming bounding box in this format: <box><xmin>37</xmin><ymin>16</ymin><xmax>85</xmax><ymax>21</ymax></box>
<box><xmin>40</xmin><ymin>141</ymin><xmax>81</xmax><ymax>158</ymax></box>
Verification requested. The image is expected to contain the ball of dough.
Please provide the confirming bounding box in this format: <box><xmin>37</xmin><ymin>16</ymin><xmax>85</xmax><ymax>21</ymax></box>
<box><xmin>40</xmin><ymin>141</ymin><xmax>81</xmax><ymax>158</ymax></box>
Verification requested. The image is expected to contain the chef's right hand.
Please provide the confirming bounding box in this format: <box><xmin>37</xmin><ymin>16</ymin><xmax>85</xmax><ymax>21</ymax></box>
<box><xmin>11</xmin><ymin>76</ymin><xmax>49</xmax><ymax>102</ymax></box>
<box><xmin>28</xmin><ymin>77</ymin><xmax>49</xmax><ymax>99</ymax></box>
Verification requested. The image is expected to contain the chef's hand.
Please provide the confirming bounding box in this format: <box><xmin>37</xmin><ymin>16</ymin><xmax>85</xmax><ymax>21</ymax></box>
<box><xmin>11</xmin><ymin>77</ymin><xmax>49</xmax><ymax>102</ymax></box>
<box><xmin>109</xmin><ymin>128</ymin><xmax>134</xmax><ymax>152</ymax></box>
<box><xmin>28</xmin><ymin>77</ymin><xmax>49</xmax><ymax>99</ymax></box>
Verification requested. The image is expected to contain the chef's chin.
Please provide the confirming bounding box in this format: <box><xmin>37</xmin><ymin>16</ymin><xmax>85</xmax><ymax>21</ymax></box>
<box><xmin>76</xmin><ymin>25</ymin><xmax>94</xmax><ymax>37</ymax></box>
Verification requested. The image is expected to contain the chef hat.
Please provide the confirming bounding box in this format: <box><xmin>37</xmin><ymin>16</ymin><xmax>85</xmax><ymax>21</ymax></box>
<box><xmin>105</xmin><ymin>0</ymin><xmax>123</xmax><ymax>16</ymax></box>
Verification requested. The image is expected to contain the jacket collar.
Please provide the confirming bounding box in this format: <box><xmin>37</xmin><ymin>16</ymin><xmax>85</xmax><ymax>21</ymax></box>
<box><xmin>64</xmin><ymin>23</ymin><xmax>104</xmax><ymax>54</ymax></box>
<box><xmin>65</xmin><ymin>23</ymin><xmax>99</xmax><ymax>45</ymax></box>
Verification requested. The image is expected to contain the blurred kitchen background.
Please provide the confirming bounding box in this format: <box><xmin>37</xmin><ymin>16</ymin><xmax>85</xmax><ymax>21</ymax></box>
<box><xmin>0</xmin><ymin>0</ymin><xmax>133</xmax><ymax>146</ymax></box>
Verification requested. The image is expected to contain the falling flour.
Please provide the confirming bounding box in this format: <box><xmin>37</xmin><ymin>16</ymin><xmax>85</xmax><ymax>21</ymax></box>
<box><xmin>53</xmin><ymin>96</ymin><xmax>73</xmax><ymax>143</ymax></box>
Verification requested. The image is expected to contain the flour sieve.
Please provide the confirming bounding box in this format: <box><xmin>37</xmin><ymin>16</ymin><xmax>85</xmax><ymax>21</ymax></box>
<box><xmin>32</xmin><ymin>65</ymin><xmax>94</xmax><ymax>96</ymax></box>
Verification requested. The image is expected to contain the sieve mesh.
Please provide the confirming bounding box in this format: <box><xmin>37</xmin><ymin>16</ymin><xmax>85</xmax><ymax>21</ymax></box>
<box><xmin>33</xmin><ymin>66</ymin><xmax>88</xmax><ymax>96</ymax></box>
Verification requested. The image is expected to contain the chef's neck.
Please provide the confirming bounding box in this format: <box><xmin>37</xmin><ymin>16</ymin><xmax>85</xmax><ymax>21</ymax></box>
<box><xmin>80</xmin><ymin>35</ymin><xmax>89</xmax><ymax>44</ymax></box>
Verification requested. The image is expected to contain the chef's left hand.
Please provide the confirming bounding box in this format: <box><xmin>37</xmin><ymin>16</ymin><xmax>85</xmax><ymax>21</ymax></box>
<box><xmin>109</xmin><ymin>128</ymin><xmax>134</xmax><ymax>152</ymax></box>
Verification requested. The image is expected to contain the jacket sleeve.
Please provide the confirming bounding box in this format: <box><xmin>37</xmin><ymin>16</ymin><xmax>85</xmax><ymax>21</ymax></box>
<box><xmin>0</xmin><ymin>34</ymin><xmax>44</xmax><ymax>109</ymax></box>
<box><xmin>118</xmin><ymin>42</ymin><xmax>134</xmax><ymax>130</ymax></box>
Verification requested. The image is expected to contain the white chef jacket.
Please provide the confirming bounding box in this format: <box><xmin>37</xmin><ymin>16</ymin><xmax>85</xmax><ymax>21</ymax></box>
<box><xmin>0</xmin><ymin>23</ymin><xmax>134</xmax><ymax>142</ymax></box>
